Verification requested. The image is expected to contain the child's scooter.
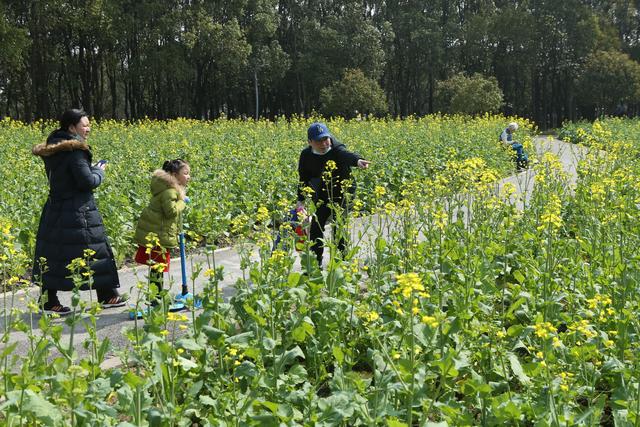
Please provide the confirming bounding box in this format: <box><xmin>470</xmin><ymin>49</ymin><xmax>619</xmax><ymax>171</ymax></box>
<box><xmin>129</xmin><ymin>197</ymin><xmax>199</xmax><ymax>319</ymax></box>
<box><xmin>174</xmin><ymin>197</ymin><xmax>202</xmax><ymax>308</ymax></box>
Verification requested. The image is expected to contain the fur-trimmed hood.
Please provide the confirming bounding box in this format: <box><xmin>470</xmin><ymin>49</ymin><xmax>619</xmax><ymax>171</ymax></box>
<box><xmin>32</xmin><ymin>129</ymin><xmax>89</xmax><ymax>158</ymax></box>
<box><xmin>151</xmin><ymin>169</ymin><xmax>186</xmax><ymax>199</ymax></box>
<box><xmin>32</xmin><ymin>139</ymin><xmax>90</xmax><ymax>157</ymax></box>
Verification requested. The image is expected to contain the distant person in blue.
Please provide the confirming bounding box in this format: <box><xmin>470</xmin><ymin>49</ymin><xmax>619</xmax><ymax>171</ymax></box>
<box><xmin>500</xmin><ymin>122</ymin><xmax>528</xmax><ymax>171</ymax></box>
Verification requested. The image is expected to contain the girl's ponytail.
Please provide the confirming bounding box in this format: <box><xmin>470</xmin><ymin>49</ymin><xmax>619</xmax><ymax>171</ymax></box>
<box><xmin>162</xmin><ymin>159</ymin><xmax>188</xmax><ymax>174</ymax></box>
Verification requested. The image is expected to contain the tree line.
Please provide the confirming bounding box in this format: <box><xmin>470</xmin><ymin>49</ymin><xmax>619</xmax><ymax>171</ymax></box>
<box><xmin>2</xmin><ymin>0</ymin><xmax>640</xmax><ymax>127</ymax></box>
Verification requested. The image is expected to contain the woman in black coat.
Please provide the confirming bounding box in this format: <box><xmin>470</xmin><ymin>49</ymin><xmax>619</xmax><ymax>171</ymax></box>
<box><xmin>32</xmin><ymin>109</ymin><xmax>125</xmax><ymax>314</ymax></box>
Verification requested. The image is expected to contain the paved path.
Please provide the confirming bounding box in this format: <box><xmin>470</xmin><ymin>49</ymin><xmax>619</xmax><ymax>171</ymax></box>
<box><xmin>0</xmin><ymin>137</ymin><xmax>590</xmax><ymax>367</ymax></box>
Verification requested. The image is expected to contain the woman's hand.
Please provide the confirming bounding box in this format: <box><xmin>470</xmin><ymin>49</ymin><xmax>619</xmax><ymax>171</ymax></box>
<box><xmin>93</xmin><ymin>160</ymin><xmax>107</xmax><ymax>170</ymax></box>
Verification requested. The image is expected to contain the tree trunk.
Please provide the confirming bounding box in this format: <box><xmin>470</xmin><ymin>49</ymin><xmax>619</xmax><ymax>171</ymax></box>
<box><xmin>254</xmin><ymin>68</ymin><xmax>259</xmax><ymax>120</ymax></box>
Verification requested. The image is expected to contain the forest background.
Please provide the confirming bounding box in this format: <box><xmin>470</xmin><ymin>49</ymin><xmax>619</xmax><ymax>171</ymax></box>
<box><xmin>2</xmin><ymin>0</ymin><xmax>640</xmax><ymax>128</ymax></box>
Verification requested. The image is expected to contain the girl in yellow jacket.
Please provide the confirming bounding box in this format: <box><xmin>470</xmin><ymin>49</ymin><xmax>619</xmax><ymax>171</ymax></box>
<box><xmin>134</xmin><ymin>159</ymin><xmax>190</xmax><ymax>304</ymax></box>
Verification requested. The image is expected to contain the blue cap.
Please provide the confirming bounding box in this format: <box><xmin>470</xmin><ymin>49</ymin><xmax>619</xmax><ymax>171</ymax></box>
<box><xmin>307</xmin><ymin>122</ymin><xmax>331</xmax><ymax>141</ymax></box>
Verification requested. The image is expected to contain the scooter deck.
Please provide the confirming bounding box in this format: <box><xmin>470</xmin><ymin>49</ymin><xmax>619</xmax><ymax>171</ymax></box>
<box><xmin>128</xmin><ymin>301</ymin><xmax>186</xmax><ymax>320</ymax></box>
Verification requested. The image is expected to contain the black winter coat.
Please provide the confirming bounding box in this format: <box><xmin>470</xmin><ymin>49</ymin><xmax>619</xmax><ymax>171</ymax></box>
<box><xmin>31</xmin><ymin>130</ymin><xmax>120</xmax><ymax>291</ymax></box>
<box><xmin>297</xmin><ymin>138</ymin><xmax>362</xmax><ymax>203</ymax></box>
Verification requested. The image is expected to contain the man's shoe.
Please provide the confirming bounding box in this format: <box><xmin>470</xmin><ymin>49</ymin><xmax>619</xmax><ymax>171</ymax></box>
<box><xmin>41</xmin><ymin>304</ymin><xmax>72</xmax><ymax>316</ymax></box>
<box><xmin>100</xmin><ymin>295</ymin><xmax>128</xmax><ymax>308</ymax></box>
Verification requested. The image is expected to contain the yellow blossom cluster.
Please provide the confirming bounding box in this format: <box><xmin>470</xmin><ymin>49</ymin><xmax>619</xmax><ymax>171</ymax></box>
<box><xmin>301</xmin><ymin>186</ymin><xmax>315</xmax><ymax>197</ymax></box>
<box><xmin>586</xmin><ymin>294</ymin><xmax>615</xmax><ymax>321</ymax></box>
<box><xmin>393</xmin><ymin>272</ymin><xmax>425</xmax><ymax>298</ymax></box>
<box><xmin>590</xmin><ymin>182</ymin><xmax>606</xmax><ymax>202</ymax></box>
<box><xmin>383</xmin><ymin>202</ymin><xmax>396</xmax><ymax>215</ymax></box>
<box><xmin>374</xmin><ymin>185</ymin><xmax>386</xmax><ymax>198</ymax></box>
<box><xmin>534</xmin><ymin>152</ymin><xmax>565</xmax><ymax>187</ymax></box>
<box><xmin>421</xmin><ymin>315</ymin><xmax>438</xmax><ymax>328</ymax></box>
<box><xmin>533</xmin><ymin>322</ymin><xmax>556</xmax><ymax>339</ymax></box>
<box><xmin>558</xmin><ymin>371</ymin><xmax>575</xmax><ymax>391</ymax></box>
<box><xmin>433</xmin><ymin>208</ymin><xmax>448</xmax><ymax>231</ymax></box>
<box><xmin>67</xmin><ymin>257</ymin><xmax>87</xmax><ymax>271</ymax></box>
<box><xmin>362</xmin><ymin>311</ymin><xmax>380</xmax><ymax>323</ymax></box>
<box><xmin>255</xmin><ymin>206</ymin><xmax>270</xmax><ymax>223</ymax></box>
<box><xmin>586</xmin><ymin>294</ymin><xmax>612</xmax><ymax>310</ymax></box>
<box><xmin>227</xmin><ymin>346</ymin><xmax>245</xmax><ymax>367</ymax></box>
<box><xmin>567</xmin><ymin>319</ymin><xmax>597</xmax><ymax>339</ymax></box>
<box><xmin>144</xmin><ymin>233</ymin><xmax>161</xmax><ymax>254</ymax></box>
<box><xmin>167</xmin><ymin>312</ymin><xmax>189</xmax><ymax>322</ymax></box>
<box><xmin>537</xmin><ymin>194</ymin><xmax>562</xmax><ymax>233</ymax></box>
<box><xmin>351</xmin><ymin>199</ymin><xmax>364</xmax><ymax>217</ymax></box>
<box><xmin>230</xmin><ymin>214</ymin><xmax>249</xmax><ymax>234</ymax></box>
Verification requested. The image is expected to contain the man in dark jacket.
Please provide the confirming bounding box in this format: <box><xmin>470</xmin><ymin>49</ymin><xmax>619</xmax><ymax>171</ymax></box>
<box><xmin>297</xmin><ymin>122</ymin><xmax>370</xmax><ymax>267</ymax></box>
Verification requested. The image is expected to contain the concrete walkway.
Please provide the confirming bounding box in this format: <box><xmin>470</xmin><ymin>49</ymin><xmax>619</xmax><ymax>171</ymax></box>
<box><xmin>0</xmin><ymin>137</ymin><xmax>589</xmax><ymax>367</ymax></box>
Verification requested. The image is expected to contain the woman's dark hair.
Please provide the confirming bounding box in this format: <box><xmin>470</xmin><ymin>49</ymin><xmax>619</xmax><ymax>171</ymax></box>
<box><xmin>162</xmin><ymin>159</ymin><xmax>188</xmax><ymax>174</ymax></box>
<box><xmin>60</xmin><ymin>108</ymin><xmax>88</xmax><ymax>131</ymax></box>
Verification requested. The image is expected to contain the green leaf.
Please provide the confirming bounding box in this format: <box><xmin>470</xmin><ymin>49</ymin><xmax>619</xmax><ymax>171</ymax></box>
<box><xmin>387</xmin><ymin>418</ymin><xmax>408</xmax><ymax>427</ymax></box>
<box><xmin>506</xmin><ymin>297</ymin><xmax>526</xmax><ymax>318</ymax></box>
<box><xmin>508</xmin><ymin>353</ymin><xmax>531</xmax><ymax>385</ymax></box>
<box><xmin>242</xmin><ymin>303</ymin><xmax>267</xmax><ymax>326</ymax></box>
<box><xmin>235</xmin><ymin>361</ymin><xmax>258</xmax><ymax>378</ymax></box>
<box><xmin>244</xmin><ymin>346</ymin><xmax>261</xmax><ymax>360</ymax></box>
<box><xmin>177</xmin><ymin>338</ymin><xmax>203</xmax><ymax>351</ymax></box>
<box><xmin>202</xmin><ymin>325</ymin><xmax>225</xmax><ymax>342</ymax></box>
<box><xmin>507</xmin><ymin>325</ymin><xmax>524</xmax><ymax>338</ymax></box>
<box><xmin>375</xmin><ymin>237</ymin><xmax>387</xmax><ymax>252</ymax></box>
<box><xmin>0</xmin><ymin>391</ymin><xmax>18</xmax><ymax>412</ymax></box>
<box><xmin>502</xmin><ymin>400</ymin><xmax>522</xmax><ymax>419</ymax></box>
<box><xmin>226</xmin><ymin>331</ymin><xmax>254</xmax><ymax>346</ymax></box>
<box><xmin>199</xmin><ymin>395</ymin><xmax>217</xmax><ymax>407</ymax></box>
<box><xmin>97</xmin><ymin>337</ymin><xmax>111</xmax><ymax>362</ymax></box>
<box><xmin>21</xmin><ymin>390</ymin><xmax>63</xmax><ymax>425</ymax></box>
<box><xmin>302</xmin><ymin>317</ymin><xmax>315</xmax><ymax>336</ymax></box>
<box><xmin>288</xmin><ymin>365</ymin><xmax>308</xmax><ymax>384</ymax></box>
<box><xmin>332</xmin><ymin>346</ymin><xmax>344</xmax><ymax>364</ymax></box>
<box><xmin>454</xmin><ymin>350</ymin><xmax>471</xmax><ymax>371</ymax></box>
<box><xmin>188</xmin><ymin>380</ymin><xmax>203</xmax><ymax>397</ymax></box>
<box><xmin>291</xmin><ymin>325</ymin><xmax>306</xmax><ymax>342</ymax></box>
<box><xmin>89</xmin><ymin>378</ymin><xmax>112</xmax><ymax>397</ymax></box>
<box><xmin>176</xmin><ymin>356</ymin><xmax>198</xmax><ymax>370</ymax></box>
<box><xmin>287</xmin><ymin>272</ymin><xmax>301</xmax><ymax>287</ymax></box>
<box><xmin>258</xmin><ymin>400</ymin><xmax>279</xmax><ymax>413</ymax></box>
<box><xmin>0</xmin><ymin>342</ymin><xmax>17</xmax><ymax>359</ymax></box>
<box><xmin>275</xmin><ymin>346</ymin><xmax>305</xmax><ymax>370</ymax></box>
<box><xmin>124</xmin><ymin>371</ymin><xmax>146</xmax><ymax>388</ymax></box>
<box><xmin>262</xmin><ymin>336</ymin><xmax>277</xmax><ymax>350</ymax></box>
<box><xmin>513</xmin><ymin>270</ymin><xmax>525</xmax><ymax>284</ymax></box>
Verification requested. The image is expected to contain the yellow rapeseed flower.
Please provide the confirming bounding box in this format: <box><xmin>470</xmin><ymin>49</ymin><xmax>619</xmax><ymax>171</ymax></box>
<box><xmin>537</xmin><ymin>194</ymin><xmax>562</xmax><ymax>233</ymax></box>
<box><xmin>256</xmin><ymin>206</ymin><xmax>270</xmax><ymax>223</ymax></box>
<box><xmin>394</xmin><ymin>272</ymin><xmax>425</xmax><ymax>298</ymax></box>
<box><xmin>421</xmin><ymin>315</ymin><xmax>438</xmax><ymax>328</ymax></box>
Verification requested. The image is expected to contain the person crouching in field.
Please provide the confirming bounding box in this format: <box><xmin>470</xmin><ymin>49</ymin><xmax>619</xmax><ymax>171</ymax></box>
<box><xmin>32</xmin><ymin>108</ymin><xmax>125</xmax><ymax>315</ymax></box>
<box><xmin>134</xmin><ymin>159</ymin><xmax>190</xmax><ymax>306</ymax></box>
<box><xmin>500</xmin><ymin>122</ymin><xmax>529</xmax><ymax>171</ymax></box>
<box><xmin>297</xmin><ymin>122</ymin><xmax>370</xmax><ymax>267</ymax></box>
